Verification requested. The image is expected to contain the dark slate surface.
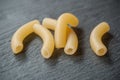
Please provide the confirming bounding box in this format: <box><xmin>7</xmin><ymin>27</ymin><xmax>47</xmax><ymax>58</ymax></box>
<box><xmin>0</xmin><ymin>0</ymin><xmax>120</xmax><ymax>80</ymax></box>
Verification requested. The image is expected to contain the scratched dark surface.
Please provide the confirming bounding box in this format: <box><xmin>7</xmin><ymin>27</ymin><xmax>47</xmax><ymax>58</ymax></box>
<box><xmin>0</xmin><ymin>0</ymin><xmax>120</xmax><ymax>80</ymax></box>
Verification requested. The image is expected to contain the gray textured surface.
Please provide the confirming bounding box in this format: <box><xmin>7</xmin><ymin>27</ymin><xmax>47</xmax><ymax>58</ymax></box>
<box><xmin>0</xmin><ymin>0</ymin><xmax>120</xmax><ymax>80</ymax></box>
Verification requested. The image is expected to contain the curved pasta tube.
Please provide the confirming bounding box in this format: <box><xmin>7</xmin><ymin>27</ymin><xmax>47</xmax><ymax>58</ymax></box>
<box><xmin>42</xmin><ymin>18</ymin><xmax>78</xmax><ymax>55</ymax></box>
<box><xmin>11</xmin><ymin>20</ymin><xmax>40</xmax><ymax>54</ymax></box>
<box><xmin>33</xmin><ymin>24</ymin><xmax>54</xmax><ymax>59</ymax></box>
<box><xmin>90</xmin><ymin>22</ymin><xmax>110</xmax><ymax>56</ymax></box>
<box><xmin>55</xmin><ymin>13</ymin><xmax>79</xmax><ymax>48</ymax></box>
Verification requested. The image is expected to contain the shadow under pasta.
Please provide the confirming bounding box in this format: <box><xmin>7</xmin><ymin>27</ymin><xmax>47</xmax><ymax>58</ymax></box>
<box><xmin>99</xmin><ymin>32</ymin><xmax>113</xmax><ymax>64</ymax></box>
<box><xmin>73</xmin><ymin>27</ymin><xmax>85</xmax><ymax>57</ymax></box>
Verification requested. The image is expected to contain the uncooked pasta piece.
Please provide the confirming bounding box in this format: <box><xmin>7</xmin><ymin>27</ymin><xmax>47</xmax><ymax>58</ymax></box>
<box><xmin>11</xmin><ymin>20</ymin><xmax>40</xmax><ymax>54</ymax></box>
<box><xmin>55</xmin><ymin>13</ymin><xmax>79</xmax><ymax>48</ymax></box>
<box><xmin>42</xmin><ymin>18</ymin><xmax>78</xmax><ymax>55</ymax></box>
<box><xmin>90</xmin><ymin>22</ymin><xmax>110</xmax><ymax>56</ymax></box>
<box><xmin>33</xmin><ymin>24</ymin><xmax>54</xmax><ymax>59</ymax></box>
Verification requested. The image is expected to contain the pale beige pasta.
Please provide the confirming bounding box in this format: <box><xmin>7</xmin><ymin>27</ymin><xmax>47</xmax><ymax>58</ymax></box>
<box><xmin>65</xmin><ymin>28</ymin><xmax>78</xmax><ymax>55</ymax></box>
<box><xmin>90</xmin><ymin>22</ymin><xmax>110</xmax><ymax>56</ymax></box>
<box><xmin>42</xmin><ymin>18</ymin><xmax>57</xmax><ymax>30</ymax></box>
<box><xmin>55</xmin><ymin>13</ymin><xmax>79</xmax><ymax>48</ymax></box>
<box><xmin>42</xmin><ymin>18</ymin><xmax>78</xmax><ymax>55</ymax></box>
<box><xmin>33</xmin><ymin>24</ymin><xmax>54</xmax><ymax>59</ymax></box>
<box><xmin>11</xmin><ymin>20</ymin><xmax>40</xmax><ymax>54</ymax></box>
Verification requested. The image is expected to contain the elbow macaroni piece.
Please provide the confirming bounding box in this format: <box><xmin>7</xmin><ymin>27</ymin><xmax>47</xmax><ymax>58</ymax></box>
<box><xmin>55</xmin><ymin>13</ymin><xmax>79</xmax><ymax>48</ymax></box>
<box><xmin>90</xmin><ymin>22</ymin><xmax>110</xmax><ymax>56</ymax></box>
<box><xmin>42</xmin><ymin>18</ymin><xmax>78</xmax><ymax>55</ymax></box>
<box><xmin>33</xmin><ymin>24</ymin><xmax>54</xmax><ymax>59</ymax></box>
<box><xmin>65</xmin><ymin>28</ymin><xmax>78</xmax><ymax>55</ymax></box>
<box><xmin>11</xmin><ymin>20</ymin><xmax>40</xmax><ymax>54</ymax></box>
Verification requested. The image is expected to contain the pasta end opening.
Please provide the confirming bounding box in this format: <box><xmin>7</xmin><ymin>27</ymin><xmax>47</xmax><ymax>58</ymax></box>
<box><xmin>14</xmin><ymin>44</ymin><xmax>23</xmax><ymax>54</ymax></box>
<box><xmin>65</xmin><ymin>48</ymin><xmax>75</xmax><ymax>55</ymax></box>
<box><xmin>41</xmin><ymin>49</ymin><xmax>50</xmax><ymax>59</ymax></box>
<box><xmin>97</xmin><ymin>48</ymin><xmax>106</xmax><ymax>56</ymax></box>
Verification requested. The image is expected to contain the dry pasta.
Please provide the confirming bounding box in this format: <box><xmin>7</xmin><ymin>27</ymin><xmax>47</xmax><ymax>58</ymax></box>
<box><xmin>55</xmin><ymin>13</ymin><xmax>79</xmax><ymax>48</ymax></box>
<box><xmin>42</xmin><ymin>18</ymin><xmax>78</xmax><ymax>55</ymax></box>
<box><xmin>33</xmin><ymin>24</ymin><xmax>54</xmax><ymax>59</ymax></box>
<box><xmin>90</xmin><ymin>22</ymin><xmax>110</xmax><ymax>56</ymax></box>
<box><xmin>11</xmin><ymin>20</ymin><xmax>40</xmax><ymax>54</ymax></box>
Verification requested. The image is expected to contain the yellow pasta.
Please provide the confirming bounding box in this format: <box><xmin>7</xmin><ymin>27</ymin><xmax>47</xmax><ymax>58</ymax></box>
<box><xmin>42</xmin><ymin>18</ymin><xmax>78</xmax><ymax>55</ymax></box>
<box><xmin>33</xmin><ymin>24</ymin><xmax>54</xmax><ymax>59</ymax></box>
<box><xmin>90</xmin><ymin>22</ymin><xmax>110</xmax><ymax>56</ymax></box>
<box><xmin>55</xmin><ymin>13</ymin><xmax>79</xmax><ymax>48</ymax></box>
<box><xmin>42</xmin><ymin>18</ymin><xmax>57</xmax><ymax>30</ymax></box>
<box><xmin>11</xmin><ymin>20</ymin><xmax>40</xmax><ymax>54</ymax></box>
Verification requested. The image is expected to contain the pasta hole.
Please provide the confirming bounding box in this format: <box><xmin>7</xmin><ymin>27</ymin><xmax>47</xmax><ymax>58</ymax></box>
<box><xmin>41</xmin><ymin>49</ymin><xmax>50</xmax><ymax>59</ymax></box>
<box><xmin>98</xmin><ymin>48</ymin><xmax>105</xmax><ymax>56</ymax></box>
<box><xmin>68</xmin><ymin>48</ymin><xmax>73</xmax><ymax>52</ymax></box>
<box><xmin>66</xmin><ymin>48</ymin><xmax>74</xmax><ymax>55</ymax></box>
<box><xmin>15</xmin><ymin>45</ymin><xmax>23</xmax><ymax>53</ymax></box>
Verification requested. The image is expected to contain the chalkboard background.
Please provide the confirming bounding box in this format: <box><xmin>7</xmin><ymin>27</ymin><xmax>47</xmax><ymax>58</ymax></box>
<box><xmin>0</xmin><ymin>0</ymin><xmax>120</xmax><ymax>80</ymax></box>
